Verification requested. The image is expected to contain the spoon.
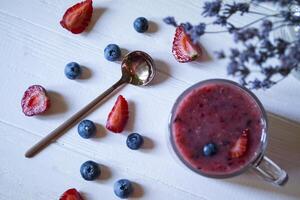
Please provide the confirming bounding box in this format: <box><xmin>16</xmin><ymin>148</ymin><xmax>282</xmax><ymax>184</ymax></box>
<box><xmin>25</xmin><ymin>51</ymin><xmax>155</xmax><ymax>158</ymax></box>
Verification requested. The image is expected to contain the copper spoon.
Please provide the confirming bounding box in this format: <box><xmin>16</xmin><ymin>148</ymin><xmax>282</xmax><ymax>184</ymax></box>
<box><xmin>25</xmin><ymin>51</ymin><xmax>155</xmax><ymax>158</ymax></box>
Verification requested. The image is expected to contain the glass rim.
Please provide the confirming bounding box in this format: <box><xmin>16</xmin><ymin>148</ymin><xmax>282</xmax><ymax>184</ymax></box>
<box><xmin>168</xmin><ymin>79</ymin><xmax>269</xmax><ymax>179</ymax></box>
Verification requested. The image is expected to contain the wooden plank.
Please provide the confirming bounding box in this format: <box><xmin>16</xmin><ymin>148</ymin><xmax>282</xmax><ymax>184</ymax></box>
<box><xmin>0</xmin><ymin>121</ymin><xmax>204</xmax><ymax>200</ymax></box>
<box><xmin>0</xmin><ymin>0</ymin><xmax>299</xmax><ymax>122</ymax></box>
<box><xmin>0</xmin><ymin>0</ymin><xmax>299</xmax><ymax>199</ymax></box>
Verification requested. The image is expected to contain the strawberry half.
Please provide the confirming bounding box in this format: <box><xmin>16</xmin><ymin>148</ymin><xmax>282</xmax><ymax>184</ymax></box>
<box><xmin>229</xmin><ymin>129</ymin><xmax>249</xmax><ymax>158</ymax></box>
<box><xmin>106</xmin><ymin>95</ymin><xmax>129</xmax><ymax>133</ymax></box>
<box><xmin>172</xmin><ymin>25</ymin><xmax>201</xmax><ymax>63</ymax></box>
<box><xmin>21</xmin><ymin>85</ymin><xmax>50</xmax><ymax>116</ymax></box>
<box><xmin>60</xmin><ymin>188</ymin><xmax>83</xmax><ymax>200</ymax></box>
<box><xmin>60</xmin><ymin>0</ymin><xmax>93</xmax><ymax>34</ymax></box>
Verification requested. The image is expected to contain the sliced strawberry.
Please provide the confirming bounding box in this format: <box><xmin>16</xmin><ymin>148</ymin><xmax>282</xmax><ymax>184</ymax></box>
<box><xmin>21</xmin><ymin>85</ymin><xmax>50</xmax><ymax>116</ymax></box>
<box><xmin>106</xmin><ymin>95</ymin><xmax>129</xmax><ymax>133</ymax></box>
<box><xmin>60</xmin><ymin>188</ymin><xmax>83</xmax><ymax>200</ymax></box>
<box><xmin>60</xmin><ymin>0</ymin><xmax>93</xmax><ymax>34</ymax></box>
<box><xmin>229</xmin><ymin>129</ymin><xmax>249</xmax><ymax>158</ymax></box>
<box><xmin>172</xmin><ymin>25</ymin><xmax>201</xmax><ymax>63</ymax></box>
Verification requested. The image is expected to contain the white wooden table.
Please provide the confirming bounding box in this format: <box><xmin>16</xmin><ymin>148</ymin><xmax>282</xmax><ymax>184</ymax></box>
<box><xmin>1</xmin><ymin>0</ymin><xmax>300</xmax><ymax>199</ymax></box>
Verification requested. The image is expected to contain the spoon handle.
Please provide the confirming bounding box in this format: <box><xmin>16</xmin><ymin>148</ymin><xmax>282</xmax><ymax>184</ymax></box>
<box><xmin>25</xmin><ymin>78</ymin><xmax>126</xmax><ymax>158</ymax></box>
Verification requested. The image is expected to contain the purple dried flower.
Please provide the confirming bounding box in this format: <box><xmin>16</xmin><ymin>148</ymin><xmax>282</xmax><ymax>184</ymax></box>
<box><xmin>253</xmin><ymin>52</ymin><xmax>268</xmax><ymax>65</ymax></box>
<box><xmin>224</xmin><ymin>2</ymin><xmax>250</xmax><ymax>16</ymax></box>
<box><xmin>249</xmin><ymin>79</ymin><xmax>262</xmax><ymax>89</ymax></box>
<box><xmin>202</xmin><ymin>0</ymin><xmax>222</xmax><ymax>17</ymax></box>
<box><xmin>260</xmin><ymin>20</ymin><xmax>273</xmax><ymax>38</ymax></box>
<box><xmin>261</xmin><ymin>79</ymin><xmax>275</xmax><ymax>89</ymax></box>
<box><xmin>180</xmin><ymin>22</ymin><xmax>193</xmax><ymax>32</ymax></box>
<box><xmin>239</xmin><ymin>51</ymin><xmax>250</xmax><ymax>63</ymax></box>
<box><xmin>239</xmin><ymin>66</ymin><xmax>250</xmax><ymax>76</ymax></box>
<box><xmin>230</xmin><ymin>48</ymin><xmax>240</xmax><ymax>59</ymax></box>
<box><xmin>236</xmin><ymin>3</ymin><xmax>250</xmax><ymax>15</ymax></box>
<box><xmin>164</xmin><ymin>0</ymin><xmax>300</xmax><ymax>90</ymax></box>
<box><xmin>275</xmin><ymin>38</ymin><xmax>290</xmax><ymax>56</ymax></box>
<box><xmin>260</xmin><ymin>39</ymin><xmax>274</xmax><ymax>51</ymax></box>
<box><xmin>213</xmin><ymin>15</ymin><xmax>228</xmax><ymax>26</ymax></box>
<box><xmin>227</xmin><ymin>60</ymin><xmax>239</xmax><ymax>75</ymax></box>
<box><xmin>163</xmin><ymin>17</ymin><xmax>177</xmax><ymax>27</ymax></box>
<box><xmin>262</xmin><ymin>66</ymin><xmax>277</xmax><ymax>78</ymax></box>
<box><xmin>233</xmin><ymin>28</ymin><xmax>259</xmax><ymax>43</ymax></box>
<box><xmin>189</xmin><ymin>23</ymin><xmax>206</xmax><ymax>42</ymax></box>
<box><xmin>224</xmin><ymin>3</ymin><xmax>239</xmax><ymax>16</ymax></box>
<box><xmin>254</xmin><ymin>0</ymin><xmax>293</xmax><ymax>7</ymax></box>
<box><xmin>227</xmin><ymin>23</ymin><xmax>238</xmax><ymax>33</ymax></box>
<box><xmin>214</xmin><ymin>50</ymin><xmax>226</xmax><ymax>59</ymax></box>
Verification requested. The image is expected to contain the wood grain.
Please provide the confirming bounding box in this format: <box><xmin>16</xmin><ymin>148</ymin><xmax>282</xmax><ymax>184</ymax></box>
<box><xmin>0</xmin><ymin>0</ymin><xmax>299</xmax><ymax>199</ymax></box>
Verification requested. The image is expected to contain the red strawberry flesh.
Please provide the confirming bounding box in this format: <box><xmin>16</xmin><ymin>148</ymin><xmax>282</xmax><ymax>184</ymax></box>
<box><xmin>172</xmin><ymin>25</ymin><xmax>201</xmax><ymax>63</ymax></box>
<box><xmin>229</xmin><ymin>129</ymin><xmax>249</xmax><ymax>158</ymax></box>
<box><xmin>106</xmin><ymin>95</ymin><xmax>129</xmax><ymax>133</ymax></box>
<box><xmin>60</xmin><ymin>188</ymin><xmax>83</xmax><ymax>200</ymax></box>
<box><xmin>21</xmin><ymin>85</ymin><xmax>50</xmax><ymax>116</ymax></box>
<box><xmin>60</xmin><ymin>0</ymin><xmax>93</xmax><ymax>34</ymax></box>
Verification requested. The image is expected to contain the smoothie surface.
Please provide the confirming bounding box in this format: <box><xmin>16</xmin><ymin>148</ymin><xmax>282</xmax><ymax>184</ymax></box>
<box><xmin>172</xmin><ymin>81</ymin><xmax>264</xmax><ymax>175</ymax></box>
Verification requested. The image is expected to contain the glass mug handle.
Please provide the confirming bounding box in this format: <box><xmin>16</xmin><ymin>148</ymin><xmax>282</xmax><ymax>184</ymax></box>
<box><xmin>251</xmin><ymin>156</ymin><xmax>288</xmax><ymax>185</ymax></box>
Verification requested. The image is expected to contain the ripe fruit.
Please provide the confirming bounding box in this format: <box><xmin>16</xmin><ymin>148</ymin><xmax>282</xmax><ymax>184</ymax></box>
<box><xmin>126</xmin><ymin>133</ymin><xmax>144</xmax><ymax>150</ymax></box>
<box><xmin>106</xmin><ymin>95</ymin><xmax>129</xmax><ymax>133</ymax></box>
<box><xmin>104</xmin><ymin>44</ymin><xmax>121</xmax><ymax>61</ymax></box>
<box><xmin>21</xmin><ymin>85</ymin><xmax>50</xmax><ymax>116</ymax></box>
<box><xmin>113</xmin><ymin>179</ymin><xmax>133</xmax><ymax>199</ymax></box>
<box><xmin>172</xmin><ymin>25</ymin><xmax>201</xmax><ymax>63</ymax></box>
<box><xmin>203</xmin><ymin>142</ymin><xmax>217</xmax><ymax>157</ymax></box>
<box><xmin>64</xmin><ymin>62</ymin><xmax>82</xmax><ymax>79</ymax></box>
<box><xmin>80</xmin><ymin>160</ymin><xmax>101</xmax><ymax>181</ymax></box>
<box><xmin>59</xmin><ymin>188</ymin><xmax>83</xmax><ymax>200</ymax></box>
<box><xmin>60</xmin><ymin>0</ymin><xmax>93</xmax><ymax>34</ymax></box>
<box><xmin>133</xmin><ymin>17</ymin><xmax>149</xmax><ymax>33</ymax></box>
<box><xmin>77</xmin><ymin>119</ymin><xmax>96</xmax><ymax>139</ymax></box>
<box><xmin>230</xmin><ymin>129</ymin><xmax>249</xmax><ymax>158</ymax></box>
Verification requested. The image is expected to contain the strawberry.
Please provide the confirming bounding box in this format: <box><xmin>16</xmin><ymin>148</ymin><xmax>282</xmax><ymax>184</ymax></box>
<box><xmin>60</xmin><ymin>188</ymin><xmax>83</xmax><ymax>200</ymax></box>
<box><xmin>229</xmin><ymin>129</ymin><xmax>249</xmax><ymax>158</ymax></box>
<box><xmin>21</xmin><ymin>85</ymin><xmax>50</xmax><ymax>116</ymax></box>
<box><xmin>106</xmin><ymin>95</ymin><xmax>129</xmax><ymax>133</ymax></box>
<box><xmin>172</xmin><ymin>25</ymin><xmax>201</xmax><ymax>63</ymax></box>
<box><xmin>60</xmin><ymin>0</ymin><xmax>93</xmax><ymax>34</ymax></box>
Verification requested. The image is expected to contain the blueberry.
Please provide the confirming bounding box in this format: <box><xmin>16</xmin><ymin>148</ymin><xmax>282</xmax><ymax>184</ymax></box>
<box><xmin>64</xmin><ymin>62</ymin><xmax>82</xmax><ymax>79</ymax></box>
<box><xmin>203</xmin><ymin>143</ymin><xmax>217</xmax><ymax>157</ymax></box>
<box><xmin>77</xmin><ymin>120</ymin><xmax>96</xmax><ymax>139</ymax></box>
<box><xmin>114</xmin><ymin>179</ymin><xmax>133</xmax><ymax>199</ymax></box>
<box><xmin>133</xmin><ymin>17</ymin><xmax>149</xmax><ymax>33</ymax></box>
<box><xmin>126</xmin><ymin>133</ymin><xmax>144</xmax><ymax>150</ymax></box>
<box><xmin>80</xmin><ymin>160</ymin><xmax>101</xmax><ymax>181</ymax></box>
<box><xmin>104</xmin><ymin>44</ymin><xmax>121</xmax><ymax>61</ymax></box>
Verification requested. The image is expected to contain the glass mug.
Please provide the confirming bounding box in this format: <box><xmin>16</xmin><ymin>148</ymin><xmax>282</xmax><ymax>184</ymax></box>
<box><xmin>168</xmin><ymin>79</ymin><xmax>288</xmax><ymax>185</ymax></box>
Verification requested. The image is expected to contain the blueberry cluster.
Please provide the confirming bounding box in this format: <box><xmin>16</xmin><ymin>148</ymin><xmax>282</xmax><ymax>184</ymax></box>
<box><xmin>164</xmin><ymin>0</ymin><xmax>300</xmax><ymax>89</ymax></box>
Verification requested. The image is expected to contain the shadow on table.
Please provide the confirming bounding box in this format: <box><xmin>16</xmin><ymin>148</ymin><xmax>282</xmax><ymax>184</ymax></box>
<box><xmin>85</xmin><ymin>7</ymin><xmax>107</xmax><ymax>33</ymax></box>
<box><xmin>92</xmin><ymin>123</ymin><xmax>107</xmax><ymax>140</ymax></box>
<box><xmin>149</xmin><ymin>59</ymin><xmax>171</xmax><ymax>86</ymax></box>
<box><xmin>39</xmin><ymin>91</ymin><xmax>68</xmax><ymax>116</ymax></box>
<box><xmin>77</xmin><ymin>66</ymin><xmax>92</xmax><ymax>81</ymax></box>
<box><xmin>126</xmin><ymin>100</ymin><xmax>136</xmax><ymax>133</ymax></box>
<box><xmin>225</xmin><ymin>113</ymin><xmax>300</xmax><ymax>198</ymax></box>
<box><xmin>146</xmin><ymin>20</ymin><xmax>159</xmax><ymax>34</ymax></box>
<box><xmin>98</xmin><ymin>164</ymin><xmax>112</xmax><ymax>181</ymax></box>
<box><xmin>131</xmin><ymin>181</ymin><xmax>144</xmax><ymax>199</ymax></box>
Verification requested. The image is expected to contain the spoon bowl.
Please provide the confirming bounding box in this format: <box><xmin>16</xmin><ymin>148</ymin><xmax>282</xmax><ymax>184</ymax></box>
<box><xmin>121</xmin><ymin>51</ymin><xmax>155</xmax><ymax>86</ymax></box>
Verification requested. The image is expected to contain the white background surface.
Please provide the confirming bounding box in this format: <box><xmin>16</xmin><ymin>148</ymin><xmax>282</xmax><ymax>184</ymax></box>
<box><xmin>0</xmin><ymin>0</ymin><xmax>300</xmax><ymax>199</ymax></box>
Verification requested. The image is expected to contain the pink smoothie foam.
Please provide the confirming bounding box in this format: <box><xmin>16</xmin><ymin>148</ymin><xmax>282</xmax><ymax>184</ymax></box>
<box><xmin>172</xmin><ymin>81</ymin><xmax>264</xmax><ymax>176</ymax></box>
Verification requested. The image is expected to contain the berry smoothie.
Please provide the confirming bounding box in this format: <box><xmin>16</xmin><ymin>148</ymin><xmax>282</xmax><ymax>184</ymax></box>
<box><xmin>171</xmin><ymin>80</ymin><xmax>265</xmax><ymax>176</ymax></box>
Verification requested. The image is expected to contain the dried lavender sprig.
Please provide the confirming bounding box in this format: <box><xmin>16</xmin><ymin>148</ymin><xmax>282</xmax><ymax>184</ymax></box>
<box><xmin>163</xmin><ymin>0</ymin><xmax>300</xmax><ymax>89</ymax></box>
